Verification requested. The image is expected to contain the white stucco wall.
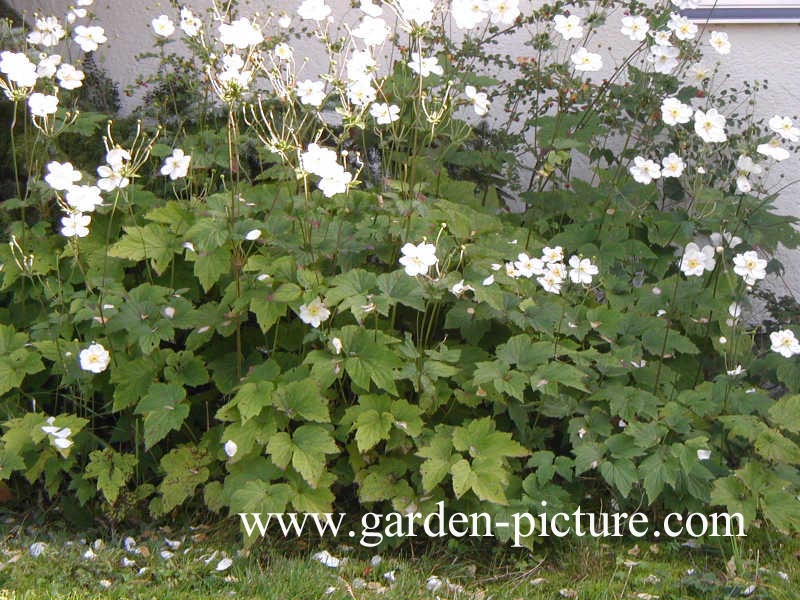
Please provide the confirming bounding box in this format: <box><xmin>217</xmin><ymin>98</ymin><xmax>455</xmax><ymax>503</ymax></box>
<box><xmin>9</xmin><ymin>0</ymin><xmax>800</xmax><ymax>298</ymax></box>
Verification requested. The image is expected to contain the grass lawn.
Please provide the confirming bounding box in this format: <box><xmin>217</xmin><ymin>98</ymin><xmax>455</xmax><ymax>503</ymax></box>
<box><xmin>0</xmin><ymin>515</ymin><xmax>797</xmax><ymax>599</ymax></box>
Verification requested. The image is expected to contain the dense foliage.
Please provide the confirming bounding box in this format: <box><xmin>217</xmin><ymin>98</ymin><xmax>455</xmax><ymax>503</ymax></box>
<box><xmin>1</xmin><ymin>0</ymin><xmax>799</xmax><ymax>544</ymax></box>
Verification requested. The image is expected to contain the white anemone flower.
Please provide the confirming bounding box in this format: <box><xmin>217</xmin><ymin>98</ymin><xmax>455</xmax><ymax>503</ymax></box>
<box><xmin>399</xmin><ymin>242</ymin><xmax>438</xmax><ymax>277</ymax></box>
<box><xmin>298</xmin><ymin>297</ymin><xmax>331</xmax><ymax>328</ymax></box>
<box><xmin>79</xmin><ymin>342</ymin><xmax>111</xmax><ymax>373</ymax></box>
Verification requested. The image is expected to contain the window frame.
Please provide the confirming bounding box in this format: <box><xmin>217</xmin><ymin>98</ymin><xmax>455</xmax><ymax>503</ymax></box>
<box><xmin>682</xmin><ymin>1</ymin><xmax>800</xmax><ymax>23</ymax></box>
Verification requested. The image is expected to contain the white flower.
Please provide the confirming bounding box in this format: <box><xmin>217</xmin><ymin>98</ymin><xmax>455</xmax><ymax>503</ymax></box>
<box><xmin>361</xmin><ymin>0</ymin><xmax>383</xmax><ymax>17</ymax></box>
<box><xmin>79</xmin><ymin>342</ymin><xmax>110</xmax><ymax>373</ymax></box>
<box><xmin>163</xmin><ymin>306</ymin><xmax>175</xmax><ymax>319</ymax></box>
<box><xmin>298</xmin><ymin>297</ymin><xmax>331</xmax><ymax>328</ymax></box>
<box><xmin>513</xmin><ymin>253</ymin><xmax>544</xmax><ymax>278</ymax></box>
<box><xmin>245</xmin><ymin>229</ymin><xmax>261</xmax><ymax>241</ymax></box>
<box><xmin>297</xmin><ymin>79</ymin><xmax>326</xmax><ymax>107</ymax></box>
<box><xmin>661</xmin><ymin>153</ymin><xmax>685</xmax><ymax>178</ymax></box>
<box><xmin>396</xmin><ymin>0</ymin><xmax>435</xmax><ymax>26</ymax></box>
<box><xmin>542</xmin><ymin>246</ymin><xmax>564</xmax><ymax>264</ymax></box>
<box><xmin>73</xmin><ymin>25</ymin><xmax>107</xmax><ymax>52</ymax></box>
<box><xmin>160</xmin><ymin>149</ymin><xmax>191</xmax><ymax>180</ymax></box>
<box><xmin>60</xmin><ymin>212</ymin><xmax>91</xmax><ymax>238</ymax></box>
<box><xmin>318</xmin><ymin>168</ymin><xmax>352</xmax><ymax>198</ymax></box>
<box><xmin>346</xmin><ymin>79</ymin><xmax>376</xmax><ymax>107</ymax></box>
<box><xmin>278</xmin><ymin>14</ymin><xmax>292</xmax><ymax>28</ymax></box>
<box><xmin>688</xmin><ymin>63</ymin><xmax>711</xmax><ymax>85</ymax></box>
<box><xmin>152</xmin><ymin>15</ymin><xmax>175</xmax><ymax>38</ymax></box>
<box><xmin>106</xmin><ymin>148</ymin><xmax>131</xmax><ymax>169</ymax></box>
<box><xmin>426</xmin><ymin>576</ymin><xmax>443</xmax><ymax>592</ymax></box>
<box><xmin>769</xmin><ymin>115</ymin><xmax>800</xmax><ymax>142</ymax></box>
<box><xmin>312</xmin><ymin>550</ymin><xmax>341</xmax><ymax>568</ymax></box>
<box><xmin>180</xmin><ymin>8</ymin><xmax>202</xmax><ymax>37</ymax></box>
<box><xmin>489</xmin><ymin>0</ymin><xmax>520</xmax><ymax>25</ymax></box>
<box><xmin>27</xmin><ymin>16</ymin><xmax>66</xmax><ymax>47</ymax></box>
<box><xmin>505</xmin><ymin>262</ymin><xmax>520</xmax><ymax>278</ymax></box>
<box><xmin>96</xmin><ymin>164</ymin><xmax>129</xmax><ymax>192</ymax></box>
<box><xmin>757</xmin><ymin>138</ymin><xmax>791</xmax><ymax>161</ymax></box>
<box><xmin>36</xmin><ymin>54</ymin><xmax>61</xmax><ymax>78</ymax></box>
<box><xmin>680</xmin><ymin>242</ymin><xmax>715</xmax><ymax>276</ymax></box>
<box><xmin>346</xmin><ymin>50</ymin><xmax>376</xmax><ymax>82</ymax></box>
<box><xmin>66</xmin><ymin>185</ymin><xmax>103</xmax><ymax>213</ymax></box>
<box><xmin>770</xmin><ymin>329</ymin><xmax>800</xmax><ymax>358</ymax></box>
<box><xmin>399</xmin><ymin>242</ymin><xmax>438</xmax><ymax>277</ymax></box>
<box><xmin>710</xmin><ymin>231</ymin><xmax>742</xmax><ymax>250</ymax></box>
<box><xmin>300</xmin><ymin>144</ymin><xmax>340</xmax><ymax>178</ymax></box>
<box><xmin>568</xmin><ymin>255</ymin><xmax>598</xmax><ymax>284</ymax></box>
<box><xmin>0</xmin><ymin>51</ymin><xmax>38</xmax><ymax>88</ymax></box>
<box><xmin>28</xmin><ymin>93</ymin><xmax>58</xmax><ymax>117</ymax></box>
<box><xmin>451</xmin><ymin>0</ymin><xmax>488</xmax><ymax>30</ymax></box>
<box><xmin>465</xmin><ymin>85</ymin><xmax>490</xmax><ymax>116</ymax></box>
<box><xmin>694</xmin><ymin>108</ymin><xmax>727</xmax><ymax>143</ymax></box>
<box><xmin>661</xmin><ymin>97</ymin><xmax>692</xmax><ymax>126</ymax></box>
<box><xmin>709</xmin><ymin>31</ymin><xmax>731</xmax><ymax>55</ymax></box>
<box><xmin>651</xmin><ymin>30</ymin><xmax>673</xmax><ymax>47</ymax></box>
<box><xmin>298</xmin><ymin>0</ymin><xmax>332</xmax><ymax>21</ymax></box>
<box><xmin>274</xmin><ymin>43</ymin><xmax>293</xmax><ymax>61</ymax></box>
<box><xmin>408</xmin><ymin>52</ymin><xmax>443</xmax><ymax>77</ymax></box>
<box><xmin>45</xmin><ymin>161</ymin><xmax>82</xmax><ymax>190</ymax></box>
<box><xmin>733</xmin><ymin>251</ymin><xmax>767</xmax><ymax>285</ymax></box>
<box><xmin>450</xmin><ymin>280</ymin><xmax>474</xmax><ymax>296</ymax></box>
<box><xmin>734</xmin><ymin>155</ymin><xmax>761</xmax><ymax>193</ymax></box>
<box><xmin>331</xmin><ymin>337</ymin><xmax>343</xmax><ymax>354</ymax></box>
<box><xmin>696</xmin><ymin>449</ymin><xmax>711</xmax><ymax>461</ymax></box>
<box><xmin>571</xmin><ymin>48</ymin><xmax>603</xmax><ymax>72</ymax></box>
<box><xmin>672</xmin><ymin>0</ymin><xmax>699</xmax><ymax>8</ymax></box>
<box><xmin>370</xmin><ymin>102</ymin><xmax>400</xmax><ymax>124</ymax></box>
<box><xmin>621</xmin><ymin>16</ymin><xmax>650</xmax><ymax>42</ymax></box>
<box><xmin>56</xmin><ymin>63</ymin><xmax>85</xmax><ymax>90</ymax></box>
<box><xmin>668</xmin><ymin>13</ymin><xmax>697</xmax><ymax>40</ymax></box>
<box><xmin>728</xmin><ymin>302</ymin><xmax>742</xmax><ymax>318</ymax></box>
<box><xmin>553</xmin><ymin>14</ymin><xmax>583</xmax><ymax>40</ymax></box>
<box><xmin>629</xmin><ymin>156</ymin><xmax>661</xmax><ymax>184</ymax></box>
<box><xmin>649</xmin><ymin>45</ymin><xmax>679</xmax><ymax>74</ymax></box>
<box><xmin>67</xmin><ymin>8</ymin><xmax>87</xmax><ymax>24</ymax></box>
<box><xmin>29</xmin><ymin>542</ymin><xmax>47</xmax><ymax>558</ymax></box>
<box><xmin>224</xmin><ymin>440</ymin><xmax>238</xmax><ymax>457</ymax></box>
<box><xmin>482</xmin><ymin>274</ymin><xmax>494</xmax><ymax>286</ymax></box>
<box><xmin>219</xmin><ymin>18</ymin><xmax>263</xmax><ymax>49</ymax></box>
<box><xmin>216</xmin><ymin>557</ymin><xmax>233</xmax><ymax>571</ymax></box>
<box><xmin>537</xmin><ymin>269</ymin><xmax>563</xmax><ymax>294</ymax></box>
<box><xmin>727</xmin><ymin>365</ymin><xmax>745</xmax><ymax>376</ymax></box>
<box><xmin>352</xmin><ymin>16</ymin><xmax>391</xmax><ymax>47</ymax></box>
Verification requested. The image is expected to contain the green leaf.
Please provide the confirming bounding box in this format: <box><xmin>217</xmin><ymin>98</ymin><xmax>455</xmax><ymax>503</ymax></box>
<box><xmin>135</xmin><ymin>383</ymin><xmax>189</xmax><ymax>450</ymax></box>
<box><xmin>192</xmin><ymin>247</ymin><xmax>230</xmax><ymax>292</ymax></box>
<box><xmin>769</xmin><ymin>395</ymin><xmax>800</xmax><ymax>433</ymax></box>
<box><xmin>710</xmin><ymin>475</ymin><xmax>757</xmax><ymax>525</ymax></box>
<box><xmin>377</xmin><ymin>271</ymin><xmax>426</xmax><ymax>311</ymax></box>
<box><xmin>156</xmin><ymin>446</ymin><xmax>212</xmax><ymax>515</ymax></box>
<box><xmin>599</xmin><ymin>458</ymin><xmax>637</xmax><ymax>498</ymax></box>
<box><xmin>251</xmin><ymin>296</ymin><xmax>286</xmax><ymax>333</ymax></box>
<box><xmin>274</xmin><ymin>381</ymin><xmax>329</xmax><ymax>423</ymax></box>
<box><xmin>230</xmin><ymin>480</ymin><xmax>292</xmax><ymax>515</ymax></box>
<box><xmin>108</xmin><ymin>224</ymin><xmax>180</xmax><ymax>274</ymax></box>
<box><xmin>84</xmin><ymin>449</ymin><xmax>137</xmax><ymax>504</ymax></box>
<box><xmin>266</xmin><ymin>425</ymin><xmax>337</xmax><ymax>488</ymax></box>
<box><xmin>354</xmin><ymin>409</ymin><xmax>394</xmax><ymax>452</ymax></box>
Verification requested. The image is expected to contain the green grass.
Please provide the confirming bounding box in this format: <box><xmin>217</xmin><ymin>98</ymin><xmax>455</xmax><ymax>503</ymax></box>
<box><xmin>1</xmin><ymin>519</ymin><xmax>798</xmax><ymax>599</ymax></box>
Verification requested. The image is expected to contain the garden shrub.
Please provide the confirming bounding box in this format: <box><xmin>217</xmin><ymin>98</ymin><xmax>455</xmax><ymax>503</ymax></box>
<box><xmin>0</xmin><ymin>0</ymin><xmax>799</xmax><ymax>544</ymax></box>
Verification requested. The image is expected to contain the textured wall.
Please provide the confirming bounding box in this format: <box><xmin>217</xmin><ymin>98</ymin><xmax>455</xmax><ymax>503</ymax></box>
<box><xmin>9</xmin><ymin>0</ymin><xmax>800</xmax><ymax>296</ymax></box>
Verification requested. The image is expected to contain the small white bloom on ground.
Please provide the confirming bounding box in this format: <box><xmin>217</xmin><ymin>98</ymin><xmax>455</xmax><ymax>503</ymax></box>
<box><xmin>298</xmin><ymin>297</ymin><xmax>331</xmax><ymax>328</ymax></box>
<box><xmin>312</xmin><ymin>550</ymin><xmax>340</xmax><ymax>568</ymax></box>
<box><xmin>426</xmin><ymin>576</ymin><xmax>443</xmax><ymax>592</ymax></box>
<box><xmin>216</xmin><ymin>557</ymin><xmax>233</xmax><ymax>571</ymax></box>
<box><xmin>29</xmin><ymin>542</ymin><xmax>47</xmax><ymax>558</ymax></box>
<box><xmin>160</xmin><ymin>550</ymin><xmax>174</xmax><ymax>560</ymax></box>
<box><xmin>79</xmin><ymin>342</ymin><xmax>110</xmax><ymax>373</ymax></box>
<box><xmin>245</xmin><ymin>229</ymin><xmax>261</xmax><ymax>241</ymax></box>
